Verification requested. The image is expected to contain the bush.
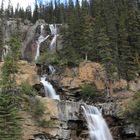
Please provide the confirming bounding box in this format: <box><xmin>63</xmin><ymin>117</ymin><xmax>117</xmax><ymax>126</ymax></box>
<box><xmin>20</xmin><ymin>82</ymin><xmax>37</xmax><ymax>96</ymax></box>
<box><xmin>37</xmin><ymin>49</ymin><xmax>81</xmax><ymax>66</ymax></box>
<box><xmin>126</xmin><ymin>91</ymin><xmax>140</xmax><ymax>124</ymax></box>
<box><xmin>80</xmin><ymin>84</ymin><xmax>102</xmax><ymax>99</ymax></box>
<box><xmin>37</xmin><ymin>52</ymin><xmax>62</xmax><ymax>65</ymax></box>
<box><xmin>31</xmin><ymin>99</ymin><xmax>45</xmax><ymax>118</ymax></box>
<box><xmin>38</xmin><ymin>119</ymin><xmax>55</xmax><ymax>128</ymax></box>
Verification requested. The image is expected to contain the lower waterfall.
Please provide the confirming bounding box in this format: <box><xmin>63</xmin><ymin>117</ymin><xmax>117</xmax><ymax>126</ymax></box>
<box><xmin>40</xmin><ymin>77</ymin><xmax>60</xmax><ymax>100</ymax></box>
<box><xmin>81</xmin><ymin>105</ymin><xmax>113</xmax><ymax>140</ymax></box>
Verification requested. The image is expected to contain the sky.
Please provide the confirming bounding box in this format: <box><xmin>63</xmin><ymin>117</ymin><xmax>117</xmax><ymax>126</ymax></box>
<box><xmin>0</xmin><ymin>0</ymin><xmax>44</xmax><ymax>10</ymax></box>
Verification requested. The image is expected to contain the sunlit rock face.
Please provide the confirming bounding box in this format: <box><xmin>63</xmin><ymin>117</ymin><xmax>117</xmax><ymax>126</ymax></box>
<box><xmin>60</xmin><ymin>61</ymin><xmax>127</xmax><ymax>91</ymax></box>
<box><xmin>0</xmin><ymin>60</ymin><xmax>39</xmax><ymax>85</ymax></box>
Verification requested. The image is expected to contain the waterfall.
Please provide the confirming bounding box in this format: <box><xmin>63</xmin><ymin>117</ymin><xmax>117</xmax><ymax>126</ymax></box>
<box><xmin>2</xmin><ymin>45</ymin><xmax>10</xmax><ymax>61</ymax></box>
<box><xmin>49</xmin><ymin>24</ymin><xmax>57</xmax><ymax>35</ymax></box>
<box><xmin>48</xmin><ymin>64</ymin><xmax>56</xmax><ymax>74</ymax></box>
<box><xmin>35</xmin><ymin>25</ymin><xmax>50</xmax><ymax>61</ymax></box>
<box><xmin>40</xmin><ymin>76</ymin><xmax>60</xmax><ymax>100</ymax></box>
<box><xmin>49</xmin><ymin>24</ymin><xmax>58</xmax><ymax>50</ymax></box>
<box><xmin>81</xmin><ymin>105</ymin><xmax>113</xmax><ymax>140</ymax></box>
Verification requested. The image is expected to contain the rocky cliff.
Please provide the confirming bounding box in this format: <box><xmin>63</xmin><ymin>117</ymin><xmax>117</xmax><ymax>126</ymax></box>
<box><xmin>5</xmin><ymin>60</ymin><xmax>137</xmax><ymax>140</ymax></box>
<box><xmin>1</xmin><ymin>19</ymin><xmax>140</xmax><ymax>140</ymax></box>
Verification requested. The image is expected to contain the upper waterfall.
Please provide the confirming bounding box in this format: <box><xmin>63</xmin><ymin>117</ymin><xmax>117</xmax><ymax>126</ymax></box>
<box><xmin>49</xmin><ymin>24</ymin><xmax>58</xmax><ymax>50</ymax></box>
<box><xmin>34</xmin><ymin>24</ymin><xmax>50</xmax><ymax>61</ymax></box>
<box><xmin>34</xmin><ymin>24</ymin><xmax>60</xmax><ymax>61</ymax></box>
<box><xmin>81</xmin><ymin>105</ymin><xmax>113</xmax><ymax>140</ymax></box>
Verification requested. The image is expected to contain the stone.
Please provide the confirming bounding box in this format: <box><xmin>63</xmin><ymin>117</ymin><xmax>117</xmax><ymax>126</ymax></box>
<box><xmin>129</xmin><ymin>78</ymin><xmax>140</xmax><ymax>91</ymax></box>
<box><xmin>16</xmin><ymin>60</ymin><xmax>39</xmax><ymax>85</ymax></box>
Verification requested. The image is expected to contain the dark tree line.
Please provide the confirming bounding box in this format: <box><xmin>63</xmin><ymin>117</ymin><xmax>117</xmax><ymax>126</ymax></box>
<box><xmin>61</xmin><ymin>0</ymin><xmax>140</xmax><ymax>83</ymax></box>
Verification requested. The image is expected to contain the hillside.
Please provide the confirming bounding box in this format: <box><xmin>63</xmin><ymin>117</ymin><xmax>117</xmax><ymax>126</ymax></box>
<box><xmin>0</xmin><ymin>0</ymin><xmax>140</xmax><ymax>140</ymax></box>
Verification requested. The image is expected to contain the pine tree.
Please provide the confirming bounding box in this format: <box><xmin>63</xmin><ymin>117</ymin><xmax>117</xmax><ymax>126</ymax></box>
<box><xmin>32</xmin><ymin>0</ymin><xmax>39</xmax><ymax>23</ymax></box>
<box><xmin>0</xmin><ymin>93</ymin><xmax>21</xmax><ymax>140</ymax></box>
<box><xmin>0</xmin><ymin>33</ymin><xmax>21</xmax><ymax>139</ymax></box>
<box><xmin>81</xmin><ymin>15</ymin><xmax>94</xmax><ymax>60</ymax></box>
<box><xmin>0</xmin><ymin>22</ymin><xmax>3</xmax><ymax>61</ymax></box>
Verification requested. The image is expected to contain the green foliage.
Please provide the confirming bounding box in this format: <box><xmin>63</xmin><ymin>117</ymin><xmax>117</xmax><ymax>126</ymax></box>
<box><xmin>30</xmin><ymin>99</ymin><xmax>55</xmax><ymax>128</ymax></box>
<box><xmin>38</xmin><ymin>50</ymin><xmax>80</xmax><ymax>66</ymax></box>
<box><xmin>31</xmin><ymin>99</ymin><xmax>45</xmax><ymax>118</ymax></box>
<box><xmin>1</xmin><ymin>34</ymin><xmax>20</xmax><ymax>92</ymax></box>
<box><xmin>80</xmin><ymin>84</ymin><xmax>102</xmax><ymax>99</ymax></box>
<box><xmin>0</xmin><ymin>33</ymin><xmax>22</xmax><ymax>140</ymax></box>
<box><xmin>38</xmin><ymin>119</ymin><xmax>55</xmax><ymax>128</ymax></box>
<box><xmin>0</xmin><ymin>22</ymin><xmax>3</xmax><ymax>61</ymax></box>
<box><xmin>38</xmin><ymin>51</ymin><xmax>61</xmax><ymax>65</ymax></box>
<box><xmin>20</xmin><ymin>82</ymin><xmax>37</xmax><ymax>96</ymax></box>
<box><xmin>126</xmin><ymin>91</ymin><xmax>140</xmax><ymax>125</ymax></box>
<box><xmin>0</xmin><ymin>93</ymin><xmax>22</xmax><ymax>140</ymax></box>
<box><xmin>1</xmin><ymin>0</ymin><xmax>140</xmax><ymax>81</ymax></box>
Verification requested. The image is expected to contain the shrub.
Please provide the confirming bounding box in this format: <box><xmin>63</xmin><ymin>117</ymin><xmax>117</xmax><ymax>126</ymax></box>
<box><xmin>37</xmin><ymin>49</ymin><xmax>81</xmax><ymax>66</ymax></box>
<box><xmin>31</xmin><ymin>99</ymin><xmax>45</xmax><ymax>118</ymax></box>
<box><xmin>80</xmin><ymin>84</ymin><xmax>102</xmax><ymax>99</ymax></box>
<box><xmin>20</xmin><ymin>82</ymin><xmax>37</xmax><ymax>96</ymax></box>
<box><xmin>38</xmin><ymin>120</ymin><xmax>55</xmax><ymax>128</ymax></box>
<box><xmin>126</xmin><ymin>91</ymin><xmax>140</xmax><ymax>124</ymax></box>
<box><xmin>37</xmin><ymin>52</ymin><xmax>62</xmax><ymax>65</ymax></box>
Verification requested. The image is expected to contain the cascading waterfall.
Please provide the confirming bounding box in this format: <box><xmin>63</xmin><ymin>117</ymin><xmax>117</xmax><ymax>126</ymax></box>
<box><xmin>81</xmin><ymin>105</ymin><xmax>113</xmax><ymax>140</ymax></box>
<box><xmin>48</xmin><ymin>64</ymin><xmax>56</xmax><ymax>74</ymax></box>
<box><xmin>49</xmin><ymin>24</ymin><xmax>58</xmax><ymax>50</ymax></box>
<box><xmin>40</xmin><ymin>76</ymin><xmax>60</xmax><ymax>100</ymax></box>
<box><xmin>35</xmin><ymin>24</ymin><xmax>50</xmax><ymax>61</ymax></box>
<box><xmin>2</xmin><ymin>45</ymin><xmax>10</xmax><ymax>61</ymax></box>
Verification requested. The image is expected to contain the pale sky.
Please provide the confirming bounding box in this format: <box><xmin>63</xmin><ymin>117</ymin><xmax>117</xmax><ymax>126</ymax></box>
<box><xmin>0</xmin><ymin>0</ymin><xmax>43</xmax><ymax>10</ymax></box>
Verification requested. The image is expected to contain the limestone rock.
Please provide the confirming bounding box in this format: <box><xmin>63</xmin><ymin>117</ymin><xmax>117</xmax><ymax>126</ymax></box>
<box><xmin>60</xmin><ymin>61</ymin><xmax>127</xmax><ymax>91</ymax></box>
<box><xmin>36</xmin><ymin>96</ymin><xmax>59</xmax><ymax>120</ymax></box>
<box><xmin>16</xmin><ymin>60</ymin><xmax>39</xmax><ymax>85</ymax></box>
<box><xmin>129</xmin><ymin>78</ymin><xmax>140</xmax><ymax>91</ymax></box>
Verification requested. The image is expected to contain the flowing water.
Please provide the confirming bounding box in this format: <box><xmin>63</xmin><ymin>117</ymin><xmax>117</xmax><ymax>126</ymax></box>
<box><xmin>40</xmin><ymin>76</ymin><xmax>60</xmax><ymax>100</ymax></box>
<box><xmin>49</xmin><ymin>24</ymin><xmax>58</xmax><ymax>50</ymax></box>
<box><xmin>48</xmin><ymin>64</ymin><xmax>56</xmax><ymax>74</ymax></box>
<box><xmin>81</xmin><ymin>105</ymin><xmax>113</xmax><ymax>140</ymax></box>
<box><xmin>35</xmin><ymin>24</ymin><xmax>59</xmax><ymax>61</ymax></box>
<box><xmin>35</xmin><ymin>25</ymin><xmax>50</xmax><ymax>61</ymax></box>
<box><xmin>2</xmin><ymin>45</ymin><xmax>10</xmax><ymax>61</ymax></box>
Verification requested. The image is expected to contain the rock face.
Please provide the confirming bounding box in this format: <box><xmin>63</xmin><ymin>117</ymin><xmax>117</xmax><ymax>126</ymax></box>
<box><xmin>21</xmin><ymin>93</ymin><xmax>139</xmax><ymax>140</ymax></box>
<box><xmin>21</xmin><ymin>96</ymin><xmax>87</xmax><ymax>140</ymax></box>
<box><xmin>16</xmin><ymin>60</ymin><xmax>39</xmax><ymax>85</ymax></box>
<box><xmin>1</xmin><ymin>19</ymin><xmax>62</xmax><ymax>62</ymax></box>
<box><xmin>59</xmin><ymin>61</ymin><xmax>127</xmax><ymax>92</ymax></box>
<box><xmin>0</xmin><ymin>60</ymin><xmax>39</xmax><ymax>86</ymax></box>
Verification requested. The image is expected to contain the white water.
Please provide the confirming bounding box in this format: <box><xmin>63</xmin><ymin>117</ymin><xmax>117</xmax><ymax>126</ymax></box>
<box><xmin>2</xmin><ymin>45</ymin><xmax>10</xmax><ymax>61</ymax></box>
<box><xmin>48</xmin><ymin>64</ymin><xmax>56</xmax><ymax>74</ymax></box>
<box><xmin>35</xmin><ymin>25</ymin><xmax>50</xmax><ymax>61</ymax></box>
<box><xmin>49</xmin><ymin>24</ymin><xmax>58</xmax><ymax>50</ymax></box>
<box><xmin>81</xmin><ymin>105</ymin><xmax>113</xmax><ymax>140</ymax></box>
<box><xmin>40</xmin><ymin>76</ymin><xmax>60</xmax><ymax>100</ymax></box>
<box><xmin>49</xmin><ymin>24</ymin><xmax>57</xmax><ymax>35</ymax></box>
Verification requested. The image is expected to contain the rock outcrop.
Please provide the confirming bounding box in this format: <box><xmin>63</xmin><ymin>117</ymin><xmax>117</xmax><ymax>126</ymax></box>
<box><xmin>59</xmin><ymin>61</ymin><xmax>127</xmax><ymax>92</ymax></box>
<box><xmin>16</xmin><ymin>60</ymin><xmax>39</xmax><ymax>85</ymax></box>
<box><xmin>21</xmin><ymin>92</ymin><xmax>139</xmax><ymax>140</ymax></box>
<box><xmin>21</xmin><ymin>96</ymin><xmax>87</xmax><ymax>140</ymax></box>
<box><xmin>0</xmin><ymin>60</ymin><xmax>39</xmax><ymax>86</ymax></box>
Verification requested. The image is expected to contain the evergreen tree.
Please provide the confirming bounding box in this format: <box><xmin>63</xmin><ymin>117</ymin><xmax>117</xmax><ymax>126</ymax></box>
<box><xmin>81</xmin><ymin>15</ymin><xmax>94</xmax><ymax>60</ymax></box>
<box><xmin>0</xmin><ymin>22</ymin><xmax>3</xmax><ymax>61</ymax></box>
<box><xmin>32</xmin><ymin>0</ymin><xmax>39</xmax><ymax>23</ymax></box>
<box><xmin>0</xmin><ymin>33</ymin><xmax>21</xmax><ymax>139</ymax></box>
